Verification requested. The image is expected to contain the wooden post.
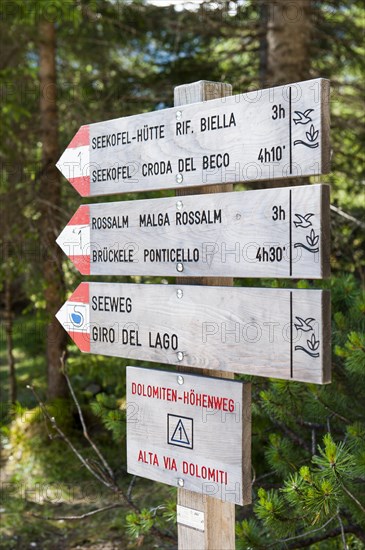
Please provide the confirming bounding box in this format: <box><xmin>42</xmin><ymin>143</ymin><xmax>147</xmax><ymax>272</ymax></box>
<box><xmin>175</xmin><ymin>81</ymin><xmax>237</xmax><ymax>549</ymax></box>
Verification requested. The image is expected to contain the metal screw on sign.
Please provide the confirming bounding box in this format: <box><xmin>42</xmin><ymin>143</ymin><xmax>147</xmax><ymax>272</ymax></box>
<box><xmin>177</xmin><ymin>375</ymin><xmax>184</xmax><ymax>385</ymax></box>
<box><xmin>176</xmin><ymin>263</ymin><xmax>184</xmax><ymax>273</ymax></box>
<box><xmin>176</xmin><ymin>289</ymin><xmax>183</xmax><ymax>299</ymax></box>
<box><xmin>176</xmin><ymin>200</ymin><xmax>183</xmax><ymax>210</ymax></box>
<box><xmin>177</xmin><ymin>351</ymin><xmax>184</xmax><ymax>362</ymax></box>
<box><xmin>176</xmin><ymin>173</ymin><xmax>183</xmax><ymax>184</ymax></box>
<box><xmin>176</xmin><ymin>110</ymin><xmax>182</xmax><ymax>120</ymax></box>
<box><xmin>178</xmin><ymin>478</ymin><xmax>184</xmax><ymax>487</ymax></box>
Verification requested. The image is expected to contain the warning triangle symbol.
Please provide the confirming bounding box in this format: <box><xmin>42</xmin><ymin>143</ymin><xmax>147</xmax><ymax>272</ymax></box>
<box><xmin>171</xmin><ymin>419</ymin><xmax>190</xmax><ymax>445</ymax></box>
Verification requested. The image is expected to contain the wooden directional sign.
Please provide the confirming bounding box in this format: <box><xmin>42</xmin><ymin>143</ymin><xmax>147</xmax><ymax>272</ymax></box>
<box><xmin>57</xmin><ymin>78</ymin><xmax>330</xmax><ymax>196</ymax></box>
<box><xmin>56</xmin><ymin>184</ymin><xmax>330</xmax><ymax>279</ymax></box>
<box><xmin>127</xmin><ymin>367</ymin><xmax>251</xmax><ymax>506</ymax></box>
<box><xmin>56</xmin><ymin>282</ymin><xmax>331</xmax><ymax>384</ymax></box>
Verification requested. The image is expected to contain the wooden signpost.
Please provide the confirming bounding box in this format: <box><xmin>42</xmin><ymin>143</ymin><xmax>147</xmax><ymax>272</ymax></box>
<box><xmin>56</xmin><ymin>183</ymin><xmax>330</xmax><ymax>279</ymax></box>
<box><xmin>56</xmin><ymin>281</ymin><xmax>330</xmax><ymax>384</ymax></box>
<box><xmin>174</xmin><ymin>80</ymin><xmax>236</xmax><ymax>549</ymax></box>
<box><xmin>56</xmin><ymin>77</ymin><xmax>331</xmax><ymax>549</ymax></box>
<box><xmin>56</xmin><ymin>78</ymin><xmax>330</xmax><ymax>196</ymax></box>
<box><xmin>126</xmin><ymin>367</ymin><xmax>251</xmax><ymax>506</ymax></box>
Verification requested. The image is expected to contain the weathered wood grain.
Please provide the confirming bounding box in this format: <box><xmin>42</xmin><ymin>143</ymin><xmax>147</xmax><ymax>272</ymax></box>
<box><xmin>57</xmin><ymin>184</ymin><xmax>330</xmax><ymax>279</ymax></box>
<box><xmin>175</xmin><ymin>80</ymin><xmax>236</xmax><ymax>550</ymax></box>
<box><xmin>57</xmin><ymin>78</ymin><xmax>330</xmax><ymax>197</ymax></box>
<box><xmin>126</xmin><ymin>367</ymin><xmax>251</xmax><ymax>506</ymax></box>
<box><xmin>56</xmin><ymin>282</ymin><xmax>331</xmax><ymax>385</ymax></box>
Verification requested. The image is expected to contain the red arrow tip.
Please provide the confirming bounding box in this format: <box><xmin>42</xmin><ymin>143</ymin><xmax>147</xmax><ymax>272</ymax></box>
<box><xmin>69</xmin><ymin>282</ymin><xmax>89</xmax><ymax>304</ymax></box>
<box><xmin>57</xmin><ymin>125</ymin><xmax>91</xmax><ymax>196</ymax></box>
<box><xmin>68</xmin><ymin>331</ymin><xmax>91</xmax><ymax>353</ymax></box>
<box><xmin>68</xmin><ymin>205</ymin><xmax>90</xmax><ymax>226</ymax></box>
<box><xmin>69</xmin><ymin>176</ymin><xmax>90</xmax><ymax>197</ymax></box>
<box><xmin>70</xmin><ymin>255</ymin><xmax>91</xmax><ymax>275</ymax></box>
<box><xmin>68</xmin><ymin>125</ymin><xmax>90</xmax><ymax>148</ymax></box>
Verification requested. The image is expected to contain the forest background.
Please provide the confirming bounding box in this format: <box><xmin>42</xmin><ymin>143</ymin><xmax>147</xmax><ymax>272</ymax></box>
<box><xmin>0</xmin><ymin>0</ymin><xmax>364</xmax><ymax>548</ymax></box>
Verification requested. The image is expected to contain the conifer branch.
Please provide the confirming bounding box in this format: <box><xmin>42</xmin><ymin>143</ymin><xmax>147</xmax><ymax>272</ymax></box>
<box><xmin>331</xmin><ymin>205</ymin><xmax>365</xmax><ymax>229</ymax></box>
<box><xmin>31</xmin><ymin>503</ymin><xmax>124</xmax><ymax>521</ymax></box>
<box><xmin>27</xmin><ymin>381</ymin><xmax>176</xmax><ymax>544</ymax></box>
<box><xmin>273</xmin><ymin>419</ymin><xmax>311</xmax><ymax>454</ymax></box>
<box><xmin>337</xmin><ymin>513</ymin><xmax>347</xmax><ymax>549</ymax></box>
<box><xmin>127</xmin><ymin>475</ymin><xmax>137</xmax><ymax>504</ymax></box>
<box><xmin>60</xmin><ymin>352</ymin><xmax>115</xmax><ymax>484</ymax></box>
<box><xmin>269</xmin><ymin>513</ymin><xmax>337</xmax><ymax>547</ymax></box>
<box><xmin>26</xmin><ymin>384</ymin><xmax>114</xmax><ymax>491</ymax></box>
<box><xmin>271</xmin><ymin>513</ymin><xmax>365</xmax><ymax>547</ymax></box>
<box><xmin>339</xmin><ymin>481</ymin><xmax>365</xmax><ymax>515</ymax></box>
<box><xmin>285</xmin><ymin>524</ymin><xmax>365</xmax><ymax>548</ymax></box>
<box><xmin>313</xmin><ymin>394</ymin><xmax>351</xmax><ymax>424</ymax></box>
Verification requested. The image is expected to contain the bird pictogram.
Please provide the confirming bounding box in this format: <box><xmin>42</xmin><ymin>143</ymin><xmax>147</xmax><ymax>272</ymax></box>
<box><xmin>293</xmin><ymin>213</ymin><xmax>314</xmax><ymax>228</ymax></box>
<box><xmin>294</xmin><ymin>317</ymin><xmax>315</xmax><ymax>332</ymax></box>
<box><xmin>293</xmin><ymin>109</ymin><xmax>314</xmax><ymax>125</ymax></box>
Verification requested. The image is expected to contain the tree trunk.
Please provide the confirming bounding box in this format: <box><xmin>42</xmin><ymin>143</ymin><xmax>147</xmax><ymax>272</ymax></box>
<box><xmin>266</xmin><ymin>0</ymin><xmax>312</xmax><ymax>86</ymax></box>
<box><xmin>39</xmin><ymin>20</ymin><xmax>68</xmax><ymax>400</ymax></box>
<box><xmin>258</xmin><ymin>0</ymin><xmax>312</xmax><ymax>188</ymax></box>
<box><xmin>259</xmin><ymin>1</ymin><xmax>269</xmax><ymax>88</ymax></box>
<box><xmin>3</xmin><ymin>240</ymin><xmax>17</xmax><ymax>405</ymax></box>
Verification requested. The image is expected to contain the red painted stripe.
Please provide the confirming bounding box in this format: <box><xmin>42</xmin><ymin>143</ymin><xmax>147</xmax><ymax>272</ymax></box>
<box><xmin>69</xmin><ymin>176</ymin><xmax>90</xmax><ymax>197</ymax></box>
<box><xmin>69</xmin><ymin>331</ymin><xmax>90</xmax><ymax>353</ymax></box>
<box><xmin>70</xmin><ymin>255</ymin><xmax>91</xmax><ymax>275</ymax></box>
<box><xmin>68</xmin><ymin>205</ymin><xmax>90</xmax><ymax>226</ymax></box>
<box><xmin>68</xmin><ymin>125</ymin><xmax>90</xmax><ymax>148</ymax></box>
<box><xmin>69</xmin><ymin>282</ymin><xmax>89</xmax><ymax>304</ymax></box>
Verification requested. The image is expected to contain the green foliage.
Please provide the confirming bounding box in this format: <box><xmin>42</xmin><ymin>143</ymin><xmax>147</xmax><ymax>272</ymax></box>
<box><xmin>313</xmin><ymin>433</ymin><xmax>357</xmax><ymax>481</ymax></box>
<box><xmin>126</xmin><ymin>508</ymin><xmax>155</xmax><ymax>539</ymax></box>
<box><xmin>1</xmin><ymin>0</ymin><xmax>365</xmax><ymax>548</ymax></box>
<box><xmin>237</xmin><ymin>275</ymin><xmax>365</xmax><ymax>548</ymax></box>
<box><xmin>90</xmin><ymin>392</ymin><xmax>126</xmax><ymax>442</ymax></box>
<box><xmin>240</xmin><ymin>433</ymin><xmax>362</xmax><ymax>547</ymax></box>
<box><xmin>236</xmin><ymin>519</ymin><xmax>267</xmax><ymax>550</ymax></box>
<box><xmin>336</xmin><ymin>331</ymin><xmax>365</xmax><ymax>380</ymax></box>
<box><xmin>161</xmin><ymin>496</ymin><xmax>177</xmax><ymax>524</ymax></box>
<box><xmin>0</xmin><ymin>411</ymin><xmax>135</xmax><ymax>550</ymax></box>
<box><xmin>264</xmin><ymin>433</ymin><xmax>303</xmax><ymax>477</ymax></box>
<box><xmin>125</xmin><ymin>500</ymin><xmax>176</xmax><ymax>545</ymax></box>
<box><xmin>255</xmin><ymin>487</ymin><xmax>295</xmax><ymax>538</ymax></box>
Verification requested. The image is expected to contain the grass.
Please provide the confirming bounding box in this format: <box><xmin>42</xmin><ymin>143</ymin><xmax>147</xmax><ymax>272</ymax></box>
<box><xmin>0</xmin><ymin>313</ymin><xmax>177</xmax><ymax>549</ymax></box>
<box><xmin>0</xmin><ymin>315</ymin><xmax>48</xmax><ymax>425</ymax></box>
